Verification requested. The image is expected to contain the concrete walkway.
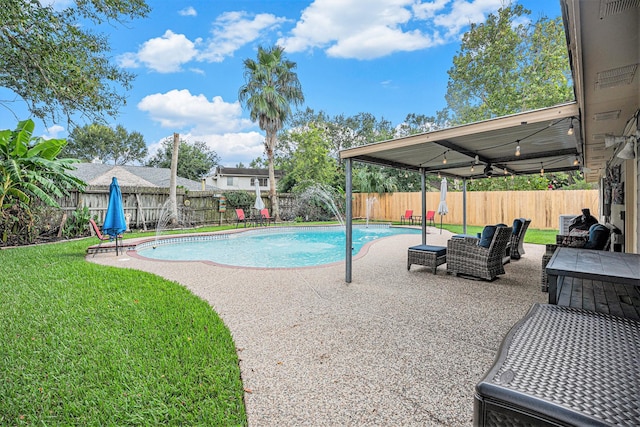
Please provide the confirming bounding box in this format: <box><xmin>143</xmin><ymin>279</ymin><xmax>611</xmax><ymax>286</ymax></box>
<box><xmin>89</xmin><ymin>227</ymin><xmax>547</xmax><ymax>426</ymax></box>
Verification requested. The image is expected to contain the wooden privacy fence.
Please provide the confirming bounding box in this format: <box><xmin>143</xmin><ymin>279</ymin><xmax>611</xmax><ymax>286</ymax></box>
<box><xmin>353</xmin><ymin>190</ymin><xmax>599</xmax><ymax>230</ymax></box>
<box><xmin>59</xmin><ymin>186</ymin><xmax>598</xmax><ymax>231</ymax></box>
<box><xmin>59</xmin><ymin>186</ymin><xmax>248</xmax><ymax>231</ymax></box>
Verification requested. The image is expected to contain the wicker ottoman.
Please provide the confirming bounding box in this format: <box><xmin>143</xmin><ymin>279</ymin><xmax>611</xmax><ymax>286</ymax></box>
<box><xmin>407</xmin><ymin>245</ymin><xmax>447</xmax><ymax>274</ymax></box>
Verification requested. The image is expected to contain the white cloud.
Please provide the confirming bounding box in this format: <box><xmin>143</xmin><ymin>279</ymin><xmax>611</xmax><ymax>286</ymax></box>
<box><xmin>119</xmin><ymin>30</ymin><xmax>199</xmax><ymax>73</ymax></box>
<box><xmin>42</xmin><ymin>124</ymin><xmax>65</xmax><ymax>140</ymax></box>
<box><xmin>147</xmin><ymin>131</ymin><xmax>264</xmax><ymax>167</ymax></box>
<box><xmin>178</xmin><ymin>6</ymin><xmax>197</xmax><ymax>17</ymax></box>
<box><xmin>431</xmin><ymin>0</ymin><xmax>504</xmax><ymax>38</ymax></box>
<box><xmin>278</xmin><ymin>0</ymin><xmax>502</xmax><ymax>59</ymax></box>
<box><xmin>199</xmin><ymin>12</ymin><xmax>287</xmax><ymax>62</ymax></box>
<box><xmin>137</xmin><ymin>89</ymin><xmax>254</xmax><ymax>134</ymax></box>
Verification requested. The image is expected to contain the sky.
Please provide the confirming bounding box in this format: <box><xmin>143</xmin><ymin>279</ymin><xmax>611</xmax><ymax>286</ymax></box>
<box><xmin>2</xmin><ymin>0</ymin><xmax>563</xmax><ymax>167</ymax></box>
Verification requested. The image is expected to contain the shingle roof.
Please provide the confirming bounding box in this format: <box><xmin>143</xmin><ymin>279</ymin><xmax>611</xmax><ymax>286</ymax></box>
<box><xmin>69</xmin><ymin>163</ymin><xmax>220</xmax><ymax>191</ymax></box>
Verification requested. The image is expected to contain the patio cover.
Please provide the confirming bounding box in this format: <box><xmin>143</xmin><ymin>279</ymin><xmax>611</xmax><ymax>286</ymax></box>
<box><xmin>339</xmin><ymin>103</ymin><xmax>582</xmax><ymax>283</ymax></box>
<box><xmin>340</xmin><ymin>103</ymin><xmax>581</xmax><ymax>179</ymax></box>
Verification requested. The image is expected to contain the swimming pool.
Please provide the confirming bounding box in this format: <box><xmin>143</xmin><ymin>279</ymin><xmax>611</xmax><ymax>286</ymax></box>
<box><xmin>136</xmin><ymin>225</ymin><xmax>420</xmax><ymax>268</ymax></box>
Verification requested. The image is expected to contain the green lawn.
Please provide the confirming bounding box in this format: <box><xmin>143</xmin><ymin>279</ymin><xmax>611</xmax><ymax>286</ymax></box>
<box><xmin>438</xmin><ymin>224</ymin><xmax>557</xmax><ymax>245</ymax></box>
<box><xmin>0</xmin><ymin>238</ymin><xmax>247</xmax><ymax>426</ymax></box>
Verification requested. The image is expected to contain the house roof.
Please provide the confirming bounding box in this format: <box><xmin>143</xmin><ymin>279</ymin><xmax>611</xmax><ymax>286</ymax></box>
<box><xmin>70</xmin><ymin>163</ymin><xmax>220</xmax><ymax>191</ymax></box>
<box><xmin>213</xmin><ymin>167</ymin><xmax>283</xmax><ymax>178</ymax></box>
<box><xmin>561</xmin><ymin>0</ymin><xmax>639</xmax><ymax>183</ymax></box>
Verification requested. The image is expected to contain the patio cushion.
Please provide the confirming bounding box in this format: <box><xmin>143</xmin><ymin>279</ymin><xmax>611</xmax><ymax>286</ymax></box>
<box><xmin>408</xmin><ymin>245</ymin><xmax>447</xmax><ymax>258</ymax></box>
<box><xmin>512</xmin><ymin>218</ymin><xmax>523</xmax><ymax>235</ymax></box>
<box><xmin>584</xmin><ymin>224</ymin><xmax>609</xmax><ymax>250</ymax></box>
<box><xmin>479</xmin><ymin>225</ymin><xmax>497</xmax><ymax>248</ymax></box>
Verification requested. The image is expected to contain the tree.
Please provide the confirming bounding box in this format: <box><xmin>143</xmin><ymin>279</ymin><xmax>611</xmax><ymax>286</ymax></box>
<box><xmin>442</xmin><ymin>4</ymin><xmax>572</xmax><ymax>124</ymax></box>
<box><xmin>353</xmin><ymin>166</ymin><xmax>398</xmax><ymax>194</ymax></box>
<box><xmin>239</xmin><ymin>45</ymin><xmax>304</xmax><ymax>221</ymax></box>
<box><xmin>146</xmin><ymin>138</ymin><xmax>219</xmax><ymax>181</ymax></box>
<box><xmin>66</xmin><ymin>123</ymin><xmax>148</xmax><ymax>164</ymax></box>
<box><xmin>0</xmin><ymin>119</ymin><xmax>85</xmax><ymax>243</ymax></box>
<box><xmin>0</xmin><ymin>0</ymin><xmax>150</xmax><ymax>125</ymax></box>
<box><xmin>277</xmin><ymin>125</ymin><xmax>337</xmax><ymax>193</ymax></box>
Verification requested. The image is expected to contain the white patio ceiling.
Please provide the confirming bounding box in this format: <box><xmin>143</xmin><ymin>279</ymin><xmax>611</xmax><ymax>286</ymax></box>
<box><xmin>340</xmin><ymin>103</ymin><xmax>582</xmax><ymax>179</ymax></box>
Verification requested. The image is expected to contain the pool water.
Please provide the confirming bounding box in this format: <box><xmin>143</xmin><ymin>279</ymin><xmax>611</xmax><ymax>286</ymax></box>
<box><xmin>137</xmin><ymin>226</ymin><xmax>420</xmax><ymax>268</ymax></box>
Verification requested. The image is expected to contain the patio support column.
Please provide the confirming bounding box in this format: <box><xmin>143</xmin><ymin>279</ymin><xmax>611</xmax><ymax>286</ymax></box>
<box><xmin>345</xmin><ymin>158</ymin><xmax>353</xmax><ymax>283</ymax></box>
<box><xmin>421</xmin><ymin>168</ymin><xmax>426</xmax><ymax>245</ymax></box>
<box><xmin>463</xmin><ymin>178</ymin><xmax>468</xmax><ymax>234</ymax></box>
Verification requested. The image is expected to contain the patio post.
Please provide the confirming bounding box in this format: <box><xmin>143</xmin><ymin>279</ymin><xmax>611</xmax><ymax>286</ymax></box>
<box><xmin>345</xmin><ymin>158</ymin><xmax>352</xmax><ymax>283</ymax></box>
<box><xmin>421</xmin><ymin>168</ymin><xmax>426</xmax><ymax>245</ymax></box>
<box><xmin>463</xmin><ymin>178</ymin><xmax>467</xmax><ymax>234</ymax></box>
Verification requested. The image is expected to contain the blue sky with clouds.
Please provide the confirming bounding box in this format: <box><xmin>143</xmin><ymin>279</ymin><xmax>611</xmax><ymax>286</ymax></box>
<box><xmin>2</xmin><ymin>0</ymin><xmax>563</xmax><ymax>167</ymax></box>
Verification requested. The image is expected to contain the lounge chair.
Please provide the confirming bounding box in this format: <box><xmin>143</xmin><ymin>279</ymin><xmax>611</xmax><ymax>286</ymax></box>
<box><xmin>425</xmin><ymin>210</ymin><xmax>436</xmax><ymax>227</ymax></box>
<box><xmin>400</xmin><ymin>209</ymin><xmax>414</xmax><ymax>225</ymax></box>
<box><xmin>260</xmin><ymin>208</ymin><xmax>273</xmax><ymax>226</ymax></box>
<box><xmin>447</xmin><ymin>225</ymin><xmax>513</xmax><ymax>281</ymax></box>
<box><xmin>235</xmin><ymin>208</ymin><xmax>249</xmax><ymax>228</ymax></box>
<box><xmin>510</xmin><ymin>218</ymin><xmax>531</xmax><ymax>260</ymax></box>
<box><xmin>88</xmin><ymin>218</ymin><xmax>120</xmax><ymax>257</ymax></box>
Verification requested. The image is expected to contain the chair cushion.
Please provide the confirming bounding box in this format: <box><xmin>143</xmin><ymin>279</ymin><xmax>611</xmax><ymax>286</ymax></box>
<box><xmin>409</xmin><ymin>245</ymin><xmax>447</xmax><ymax>257</ymax></box>
<box><xmin>478</xmin><ymin>225</ymin><xmax>497</xmax><ymax>248</ymax></box>
<box><xmin>512</xmin><ymin>218</ymin><xmax>523</xmax><ymax>235</ymax></box>
<box><xmin>584</xmin><ymin>224</ymin><xmax>609</xmax><ymax>250</ymax></box>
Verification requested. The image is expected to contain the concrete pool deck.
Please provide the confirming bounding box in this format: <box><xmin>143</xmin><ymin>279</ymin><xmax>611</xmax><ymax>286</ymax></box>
<box><xmin>88</xmin><ymin>226</ymin><xmax>547</xmax><ymax>426</ymax></box>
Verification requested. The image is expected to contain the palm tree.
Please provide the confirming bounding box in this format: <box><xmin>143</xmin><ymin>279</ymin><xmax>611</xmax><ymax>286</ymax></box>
<box><xmin>239</xmin><ymin>45</ymin><xmax>304</xmax><ymax>220</ymax></box>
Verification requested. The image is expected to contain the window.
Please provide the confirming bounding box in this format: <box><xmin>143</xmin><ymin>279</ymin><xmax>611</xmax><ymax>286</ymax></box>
<box><xmin>251</xmin><ymin>178</ymin><xmax>268</xmax><ymax>187</ymax></box>
<box><xmin>226</xmin><ymin>177</ymin><xmax>234</xmax><ymax>186</ymax></box>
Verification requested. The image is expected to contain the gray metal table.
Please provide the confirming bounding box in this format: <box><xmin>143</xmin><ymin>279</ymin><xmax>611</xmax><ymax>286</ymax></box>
<box><xmin>474</xmin><ymin>303</ymin><xmax>640</xmax><ymax>426</ymax></box>
<box><xmin>545</xmin><ymin>247</ymin><xmax>640</xmax><ymax>305</ymax></box>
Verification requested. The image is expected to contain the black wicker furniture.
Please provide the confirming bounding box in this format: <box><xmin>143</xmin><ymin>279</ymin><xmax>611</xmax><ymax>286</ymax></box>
<box><xmin>447</xmin><ymin>226</ymin><xmax>512</xmax><ymax>281</ymax></box>
<box><xmin>407</xmin><ymin>245</ymin><xmax>447</xmax><ymax>274</ymax></box>
<box><xmin>509</xmin><ymin>218</ymin><xmax>531</xmax><ymax>260</ymax></box>
<box><xmin>545</xmin><ymin>247</ymin><xmax>640</xmax><ymax>305</ymax></box>
<box><xmin>474</xmin><ymin>303</ymin><xmax>640</xmax><ymax>426</ymax></box>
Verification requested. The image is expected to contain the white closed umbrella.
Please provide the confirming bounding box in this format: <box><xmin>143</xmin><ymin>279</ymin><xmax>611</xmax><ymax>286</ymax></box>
<box><xmin>254</xmin><ymin>179</ymin><xmax>265</xmax><ymax>211</ymax></box>
<box><xmin>437</xmin><ymin>178</ymin><xmax>448</xmax><ymax>234</ymax></box>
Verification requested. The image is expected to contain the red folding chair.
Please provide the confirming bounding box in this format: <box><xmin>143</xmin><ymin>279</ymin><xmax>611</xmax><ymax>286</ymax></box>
<box><xmin>400</xmin><ymin>209</ymin><xmax>414</xmax><ymax>225</ymax></box>
<box><xmin>260</xmin><ymin>208</ymin><xmax>273</xmax><ymax>226</ymax></box>
<box><xmin>425</xmin><ymin>210</ymin><xmax>436</xmax><ymax>227</ymax></box>
<box><xmin>89</xmin><ymin>218</ymin><xmax>120</xmax><ymax>257</ymax></box>
<box><xmin>235</xmin><ymin>208</ymin><xmax>248</xmax><ymax>228</ymax></box>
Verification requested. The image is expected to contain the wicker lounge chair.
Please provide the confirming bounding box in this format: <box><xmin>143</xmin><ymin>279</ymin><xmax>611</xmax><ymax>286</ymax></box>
<box><xmin>510</xmin><ymin>218</ymin><xmax>531</xmax><ymax>260</ymax></box>
<box><xmin>446</xmin><ymin>226</ymin><xmax>513</xmax><ymax>281</ymax></box>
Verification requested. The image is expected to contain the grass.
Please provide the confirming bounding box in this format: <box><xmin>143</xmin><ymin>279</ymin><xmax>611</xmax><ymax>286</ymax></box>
<box><xmin>437</xmin><ymin>224</ymin><xmax>557</xmax><ymax>245</ymax></box>
<box><xmin>0</xmin><ymin>238</ymin><xmax>247</xmax><ymax>426</ymax></box>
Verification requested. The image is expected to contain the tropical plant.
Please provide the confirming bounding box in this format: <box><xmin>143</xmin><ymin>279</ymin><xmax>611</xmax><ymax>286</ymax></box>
<box><xmin>353</xmin><ymin>166</ymin><xmax>398</xmax><ymax>194</ymax></box>
<box><xmin>61</xmin><ymin>206</ymin><xmax>92</xmax><ymax>239</ymax></box>
<box><xmin>239</xmin><ymin>45</ymin><xmax>304</xmax><ymax>221</ymax></box>
<box><xmin>0</xmin><ymin>119</ymin><xmax>85</xmax><ymax>243</ymax></box>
